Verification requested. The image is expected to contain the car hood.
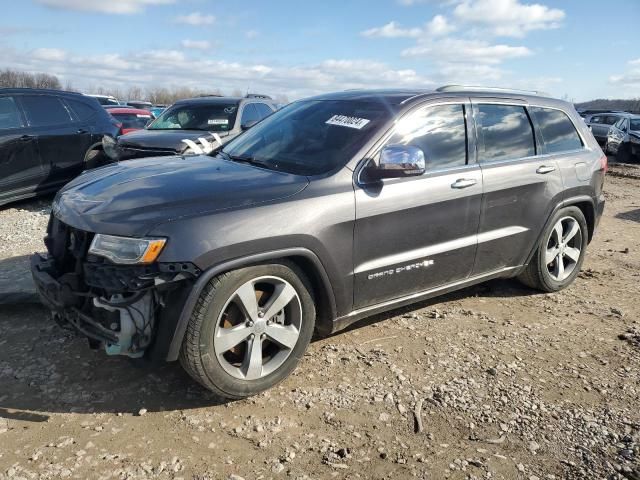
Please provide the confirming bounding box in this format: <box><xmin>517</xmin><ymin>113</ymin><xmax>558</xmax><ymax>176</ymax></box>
<box><xmin>118</xmin><ymin>129</ymin><xmax>232</xmax><ymax>152</ymax></box>
<box><xmin>53</xmin><ymin>155</ymin><xmax>309</xmax><ymax>237</ymax></box>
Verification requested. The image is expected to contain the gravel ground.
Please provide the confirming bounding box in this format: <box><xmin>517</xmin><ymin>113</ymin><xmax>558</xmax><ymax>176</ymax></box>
<box><xmin>0</xmin><ymin>169</ymin><xmax>639</xmax><ymax>480</ymax></box>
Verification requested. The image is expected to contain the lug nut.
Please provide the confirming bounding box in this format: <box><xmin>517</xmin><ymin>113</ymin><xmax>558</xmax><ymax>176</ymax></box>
<box><xmin>250</xmin><ymin>333</ymin><xmax>255</xmax><ymax>339</ymax></box>
<box><xmin>247</xmin><ymin>320</ymin><xmax>254</xmax><ymax>327</ymax></box>
<box><xmin>258</xmin><ymin>311</ymin><xmax>264</xmax><ymax>318</ymax></box>
<box><xmin>261</xmin><ymin>334</ymin><xmax>266</xmax><ymax>340</ymax></box>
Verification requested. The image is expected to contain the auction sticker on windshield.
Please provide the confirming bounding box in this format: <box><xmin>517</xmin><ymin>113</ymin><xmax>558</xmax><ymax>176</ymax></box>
<box><xmin>208</xmin><ymin>119</ymin><xmax>229</xmax><ymax>125</ymax></box>
<box><xmin>326</xmin><ymin>115</ymin><xmax>370</xmax><ymax>129</ymax></box>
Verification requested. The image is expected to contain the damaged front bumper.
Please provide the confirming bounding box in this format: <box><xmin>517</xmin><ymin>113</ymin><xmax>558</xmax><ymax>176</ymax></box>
<box><xmin>31</xmin><ymin>252</ymin><xmax>198</xmax><ymax>359</ymax></box>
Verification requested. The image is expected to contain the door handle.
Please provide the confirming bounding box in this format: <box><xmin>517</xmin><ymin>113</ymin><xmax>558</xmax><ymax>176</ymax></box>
<box><xmin>536</xmin><ymin>165</ymin><xmax>556</xmax><ymax>174</ymax></box>
<box><xmin>19</xmin><ymin>134</ymin><xmax>33</xmax><ymax>141</ymax></box>
<box><xmin>451</xmin><ymin>178</ymin><xmax>477</xmax><ymax>189</ymax></box>
<box><xmin>77</xmin><ymin>128</ymin><xmax>89</xmax><ymax>134</ymax></box>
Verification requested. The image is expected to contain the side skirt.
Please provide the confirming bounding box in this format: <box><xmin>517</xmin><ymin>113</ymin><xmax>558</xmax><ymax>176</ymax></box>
<box><xmin>330</xmin><ymin>266</ymin><xmax>520</xmax><ymax>334</ymax></box>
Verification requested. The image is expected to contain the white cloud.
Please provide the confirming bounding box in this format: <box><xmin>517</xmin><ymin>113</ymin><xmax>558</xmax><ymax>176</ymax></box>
<box><xmin>0</xmin><ymin>46</ymin><xmax>434</xmax><ymax>99</ymax></box>
<box><xmin>402</xmin><ymin>37</ymin><xmax>531</xmax><ymax>64</ymax></box>
<box><xmin>36</xmin><ymin>0</ymin><xmax>174</xmax><ymax>14</ymax></box>
<box><xmin>425</xmin><ymin>15</ymin><xmax>455</xmax><ymax>36</ymax></box>
<box><xmin>609</xmin><ymin>58</ymin><xmax>640</xmax><ymax>92</ymax></box>
<box><xmin>181</xmin><ymin>39</ymin><xmax>212</xmax><ymax>50</ymax></box>
<box><xmin>453</xmin><ymin>0</ymin><xmax>565</xmax><ymax>37</ymax></box>
<box><xmin>361</xmin><ymin>21</ymin><xmax>422</xmax><ymax>38</ymax></box>
<box><xmin>175</xmin><ymin>12</ymin><xmax>216</xmax><ymax>26</ymax></box>
<box><xmin>31</xmin><ymin>48</ymin><xmax>67</xmax><ymax>61</ymax></box>
<box><xmin>245</xmin><ymin>30</ymin><xmax>260</xmax><ymax>40</ymax></box>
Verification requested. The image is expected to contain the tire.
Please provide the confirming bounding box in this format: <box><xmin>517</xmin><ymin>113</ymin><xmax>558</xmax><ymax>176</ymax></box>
<box><xmin>84</xmin><ymin>148</ymin><xmax>108</xmax><ymax>170</ymax></box>
<box><xmin>179</xmin><ymin>261</ymin><xmax>315</xmax><ymax>399</ymax></box>
<box><xmin>518</xmin><ymin>206</ymin><xmax>588</xmax><ymax>292</ymax></box>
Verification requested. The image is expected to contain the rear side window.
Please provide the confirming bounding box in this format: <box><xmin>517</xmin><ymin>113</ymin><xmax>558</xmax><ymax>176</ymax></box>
<box><xmin>590</xmin><ymin>116</ymin><xmax>602</xmax><ymax>124</ymax></box>
<box><xmin>476</xmin><ymin>104</ymin><xmax>535</xmax><ymax>162</ymax></box>
<box><xmin>255</xmin><ymin>103</ymin><xmax>274</xmax><ymax>119</ymax></box>
<box><xmin>530</xmin><ymin>107</ymin><xmax>583</xmax><ymax>153</ymax></box>
<box><xmin>604</xmin><ymin>115</ymin><xmax>619</xmax><ymax>125</ymax></box>
<box><xmin>65</xmin><ymin>98</ymin><xmax>97</xmax><ymax>121</ymax></box>
<box><xmin>240</xmin><ymin>104</ymin><xmax>260</xmax><ymax>126</ymax></box>
<box><xmin>0</xmin><ymin>96</ymin><xmax>24</xmax><ymax>129</ymax></box>
<box><xmin>21</xmin><ymin>95</ymin><xmax>73</xmax><ymax>127</ymax></box>
<box><xmin>386</xmin><ymin>103</ymin><xmax>467</xmax><ymax>169</ymax></box>
<box><xmin>112</xmin><ymin>113</ymin><xmax>152</xmax><ymax>129</ymax></box>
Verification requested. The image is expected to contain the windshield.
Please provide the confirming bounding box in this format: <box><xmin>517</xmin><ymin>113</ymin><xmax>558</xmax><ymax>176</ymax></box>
<box><xmin>148</xmin><ymin>103</ymin><xmax>239</xmax><ymax>131</ymax></box>
<box><xmin>630</xmin><ymin>119</ymin><xmax>640</xmax><ymax>131</ymax></box>
<box><xmin>220</xmin><ymin>100</ymin><xmax>393</xmax><ymax>175</ymax></box>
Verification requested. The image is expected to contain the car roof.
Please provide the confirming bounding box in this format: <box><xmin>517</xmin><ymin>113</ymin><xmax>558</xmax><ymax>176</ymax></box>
<box><xmin>108</xmin><ymin>108</ymin><xmax>154</xmax><ymax>115</ymax></box>
<box><xmin>0</xmin><ymin>87</ymin><xmax>85</xmax><ymax>97</ymax></box>
<box><xmin>173</xmin><ymin>96</ymin><xmax>246</xmax><ymax>105</ymax></box>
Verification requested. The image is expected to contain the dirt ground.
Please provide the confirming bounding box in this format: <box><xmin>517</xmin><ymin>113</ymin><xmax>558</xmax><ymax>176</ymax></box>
<box><xmin>0</xmin><ymin>165</ymin><xmax>639</xmax><ymax>480</ymax></box>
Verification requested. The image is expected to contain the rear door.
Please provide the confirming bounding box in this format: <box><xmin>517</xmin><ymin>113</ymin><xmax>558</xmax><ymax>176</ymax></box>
<box><xmin>353</xmin><ymin>100</ymin><xmax>482</xmax><ymax>308</ymax></box>
<box><xmin>471</xmin><ymin>100</ymin><xmax>564</xmax><ymax>274</ymax></box>
<box><xmin>18</xmin><ymin>94</ymin><xmax>89</xmax><ymax>186</ymax></box>
<box><xmin>0</xmin><ymin>94</ymin><xmax>44</xmax><ymax>198</ymax></box>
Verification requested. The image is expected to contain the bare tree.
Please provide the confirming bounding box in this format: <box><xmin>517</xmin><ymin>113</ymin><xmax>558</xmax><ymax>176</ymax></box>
<box><xmin>0</xmin><ymin>69</ymin><xmax>62</xmax><ymax>89</ymax></box>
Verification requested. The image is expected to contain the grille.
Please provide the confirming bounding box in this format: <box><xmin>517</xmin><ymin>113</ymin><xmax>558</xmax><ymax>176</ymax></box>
<box><xmin>44</xmin><ymin>215</ymin><xmax>93</xmax><ymax>274</ymax></box>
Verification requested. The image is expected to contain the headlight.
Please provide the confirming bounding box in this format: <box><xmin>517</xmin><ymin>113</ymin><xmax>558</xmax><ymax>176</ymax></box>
<box><xmin>102</xmin><ymin>135</ymin><xmax>121</xmax><ymax>161</ymax></box>
<box><xmin>89</xmin><ymin>234</ymin><xmax>166</xmax><ymax>264</ymax></box>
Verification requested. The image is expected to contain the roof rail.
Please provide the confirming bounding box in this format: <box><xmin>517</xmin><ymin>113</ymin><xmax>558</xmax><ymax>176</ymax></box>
<box><xmin>196</xmin><ymin>94</ymin><xmax>223</xmax><ymax>97</ymax></box>
<box><xmin>245</xmin><ymin>93</ymin><xmax>272</xmax><ymax>99</ymax></box>
<box><xmin>436</xmin><ymin>85</ymin><xmax>548</xmax><ymax>96</ymax></box>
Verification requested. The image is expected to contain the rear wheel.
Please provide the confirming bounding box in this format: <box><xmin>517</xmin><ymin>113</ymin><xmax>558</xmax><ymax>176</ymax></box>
<box><xmin>518</xmin><ymin>206</ymin><xmax>588</xmax><ymax>292</ymax></box>
<box><xmin>180</xmin><ymin>261</ymin><xmax>315</xmax><ymax>399</ymax></box>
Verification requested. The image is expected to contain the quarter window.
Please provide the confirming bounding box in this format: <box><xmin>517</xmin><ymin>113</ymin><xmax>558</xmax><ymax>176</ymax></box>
<box><xmin>65</xmin><ymin>99</ymin><xmax>97</xmax><ymax>121</ymax></box>
<box><xmin>0</xmin><ymin>96</ymin><xmax>24</xmax><ymax>129</ymax></box>
<box><xmin>529</xmin><ymin>107</ymin><xmax>583</xmax><ymax>153</ymax></box>
<box><xmin>476</xmin><ymin>104</ymin><xmax>535</xmax><ymax>162</ymax></box>
<box><xmin>385</xmin><ymin>103</ymin><xmax>467</xmax><ymax>169</ymax></box>
<box><xmin>240</xmin><ymin>104</ymin><xmax>260</xmax><ymax>126</ymax></box>
<box><xmin>255</xmin><ymin>103</ymin><xmax>274</xmax><ymax>119</ymax></box>
<box><xmin>21</xmin><ymin>95</ymin><xmax>72</xmax><ymax>127</ymax></box>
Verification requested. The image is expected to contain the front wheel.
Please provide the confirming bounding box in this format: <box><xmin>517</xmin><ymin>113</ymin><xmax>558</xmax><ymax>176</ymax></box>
<box><xmin>179</xmin><ymin>261</ymin><xmax>315</xmax><ymax>399</ymax></box>
<box><xmin>518</xmin><ymin>206</ymin><xmax>588</xmax><ymax>292</ymax></box>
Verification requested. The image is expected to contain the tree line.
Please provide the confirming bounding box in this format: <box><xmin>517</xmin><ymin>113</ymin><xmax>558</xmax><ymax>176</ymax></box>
<box><xmin>575</xmin><ymin>98</ymin><xmax>640</xmax><ymax>114</ymax></box>
<box><xmin>0</xmin><ymin>68</ymin><xmax>289</xmax><ymax>104</ymax></box>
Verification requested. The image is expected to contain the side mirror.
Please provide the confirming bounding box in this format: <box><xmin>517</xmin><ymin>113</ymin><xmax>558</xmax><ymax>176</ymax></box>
<box><xmin>369</xmin><ymin>144</ymin><xmax>426</xmax><ymax>179</ymax></box>
<box><xmin>241</xmin><ymin>120</ymin><xmax>258</xmax><ymax>131</ymax></box>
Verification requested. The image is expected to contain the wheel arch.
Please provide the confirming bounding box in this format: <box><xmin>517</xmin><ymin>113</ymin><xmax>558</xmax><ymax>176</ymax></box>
<box><xmin>164</xmin><ymin>247</ymin><xmax>337</xmax><ymax>361</ymax></box>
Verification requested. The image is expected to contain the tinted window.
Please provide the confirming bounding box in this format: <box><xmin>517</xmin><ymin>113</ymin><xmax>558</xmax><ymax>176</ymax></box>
<box><xmin>148</xmin><ymin>102</ymin><xmax>239</xmax><ymax>132</ymax></box>
<box><xmin>255</xmin><ymin>103</ymin><xmax>274</xmax><ymax>119</ymax></box>
<box><xmin>0</xmin><ymin>96</ymin><xmax>24</xmax><ymax>129</ymax></box>
<box><xmin>477</xmin><ymin>104</ymin><xmax>535</xmax><ymax>162</ymax></box>
<box><xmin>21</xmin><ymin>95</ymin><xmax>72</xmax><ymax>127</ymax></box>
<box><xmin>530</xmin><ymin>107</ymin><xmax>583</xmax><ymax>153</ymax></box>
<box><xmin>65</xmin><ymin>99</ymin><xmax>97</xmax><ymax>121</ymax></box>
<box><xmin>111</xmin><ymin>112</ymin><xmax>153</xmax><ymax>130</ymax></box>
<box><xmin>630</xmin><ymin>119</ymin><xmax>640</xmax><ymax>131</ymax></box>
<box><xmin>604</xmin><ymin>115</ymin><xmax>619</xmax><ymax>125</ymax></box>
<box><xmin>222</xmin><ymin>100</ymin><xmax>393</xmax><ymax>175</ymax></box>
<box><xmin>241</xmin><ymin>104</ymin><xmax>260</xmax><ymax>126</ymax></box>
<box><xmin>385</xmin><ymin>103</ymin><xmax>467</xmax><ymax>169</ymax></box>
<box><xmin>590</xmin><ymin>116</ymin><xmax>602</xmax><ymax>124</ymax></box>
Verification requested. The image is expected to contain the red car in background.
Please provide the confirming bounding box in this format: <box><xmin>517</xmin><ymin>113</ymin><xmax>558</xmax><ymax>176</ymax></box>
<box><xmin>108</xmin><ymin>107</ymin><xmax>154</xmax><ymax>135</ymax></box>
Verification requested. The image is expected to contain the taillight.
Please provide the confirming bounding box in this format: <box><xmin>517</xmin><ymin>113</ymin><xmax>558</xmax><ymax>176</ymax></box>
<box><xmin>600</xmin><ymin>152</ymin><xmax>608</xmax><ymax>174</ymax></box>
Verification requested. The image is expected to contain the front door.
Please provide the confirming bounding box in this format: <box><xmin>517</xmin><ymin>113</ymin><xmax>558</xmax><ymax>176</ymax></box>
<box><xmin>0</xmin><ymin>95</ymin><xmax>44</xmax><ymax>199</ymax></box>
<box><xmin>353</xmin><ymin>101</ymin><xmax>482</xmax><ymax>309</ymax></box>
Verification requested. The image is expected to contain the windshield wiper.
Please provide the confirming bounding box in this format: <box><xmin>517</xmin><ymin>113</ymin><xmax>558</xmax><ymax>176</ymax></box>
<box><xmin>223</xmin><ymin>152</ymin><xmax>274</xmax><ymax>169</ymax></box>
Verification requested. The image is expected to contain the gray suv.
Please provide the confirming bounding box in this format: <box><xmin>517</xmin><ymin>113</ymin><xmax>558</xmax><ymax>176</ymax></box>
<box><xmin>31</xmin><ymin>86</ymin><xmax>606</xmax><ymax>399</ymax></box>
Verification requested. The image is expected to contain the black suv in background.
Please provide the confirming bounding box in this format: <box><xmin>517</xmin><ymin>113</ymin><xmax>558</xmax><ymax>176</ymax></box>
<box><xmin>32</xmin><ymin>87</ymin><xmax>606</xmax><ymax>400</ymax></box>
<box><xmin>108</xmin><ymin>94</ymin><xmax>276</xmax><ymax>161</ymax></box>
<box><xmin>0</xmin><ymin>88</ymin><xmax>119</xmax><ymax>206</ymax></box>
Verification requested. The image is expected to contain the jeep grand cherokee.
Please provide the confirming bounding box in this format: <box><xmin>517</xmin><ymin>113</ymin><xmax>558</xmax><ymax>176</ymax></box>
<box><xmin>31</xmin><ymin>86</ymin><xmax>606</xmax><ymax>399</ymax></box>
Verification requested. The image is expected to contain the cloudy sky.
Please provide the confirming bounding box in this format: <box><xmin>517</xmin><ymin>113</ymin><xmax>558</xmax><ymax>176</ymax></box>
<box><xmin>1</xmin><ymin>0</ymin><xmax>639</xmax><ymax>101</ymax></box>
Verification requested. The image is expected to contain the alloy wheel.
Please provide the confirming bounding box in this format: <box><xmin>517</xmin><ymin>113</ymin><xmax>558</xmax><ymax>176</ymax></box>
<box><xmin>213</xmin><ymin>276</ymin><xmax>302</xmax><ymax>380</ymax></box>
<box><xmin>545</xmin><ymin>216</ymin><xmax>583</xmax><ymax>282</ymax></box>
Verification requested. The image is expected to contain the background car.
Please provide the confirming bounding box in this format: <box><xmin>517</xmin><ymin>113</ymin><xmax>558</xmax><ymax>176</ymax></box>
<box><xmin>150</xmin><ymin>105</ymin><xmax>167</xmax><ymax>118</ymax></box>
<box><xmin>587</xmin><ymin>112</ymin><xmax>626</xmax><ymax>144</ymax></box>
<box><xmin>111</xmin><ymin>94</ymin><xmax>276</xmax><ymax>160</ymax></box>
<box><xmin>126</xmin><ymin>100</ymin><xmax>153</xmax><ymax>111</ymax></box>
<box><xmin>85</xmin><ymin>94</ymin><xmax>120</xmax><ymax>106</ymax></box>
<box><xmin>107</xmin><ymin>107</ymin><xmax>154</xmax><ymax>135</ymax></box>
<box><xmin>605</xmin><ymin>113</ymin><xmax>640</xmax><ymax>163</ymax></box>
<box><xmin>0</xmin><ymin>88</ymin><xmax>120</xmax><ymax>206</ymax></box>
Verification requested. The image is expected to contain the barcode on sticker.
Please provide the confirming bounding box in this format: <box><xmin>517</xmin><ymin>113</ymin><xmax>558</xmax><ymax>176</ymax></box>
<box><xmin>326</xmin><ymin>115</ymin><xmax>370</xmax><ymax>129</ymax></box>
<box><xmin>208</xmin><ymin>118</ymin><xmax>229</xmax><ymax>125</ymax></box>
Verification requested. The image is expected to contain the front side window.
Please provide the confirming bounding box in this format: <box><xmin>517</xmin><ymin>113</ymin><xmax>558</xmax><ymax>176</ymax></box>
<box><xmin>240</xmin><ymin>104</ymin><xmax>260</xmax><ymax>126</ymax></box>
<box><xmin>530</xmin><ymin>107</ymin><xmax>583</xmax><ymax>154</ymax></box>
<box><xmin>21</xmin><ymin>95</ymin><xmax>73</xmax><ymax>127</ymax></box>
<box><xmin>604</xmin><ymin>115</ymin><xmax>620</xmax><ymax>125</ymax></box>
<box><xmin>255</xmin><ymin>103</ymin><xmax>274</xmax><ymax>119</ymax></box>
<box><xmin>384</xmin><ymin>103</ymin><xmax>467</xmax><ymax>169</ymax></box>
<box><xmin>0</xmin><ymin>96</ymin><xmax>24</xmax><ymax>129</ymax></box>
<box><xmin>590</xmin><ymin>116</ymin><xmax>602</xmax><ymax>124</ymax></box>
<box><xmin>221</xmin><ymin>100</ymin><xmax>393</xmax><ymax>175</ymax></box>
<box><xmin>148</xmin><ymin>103</ymin><xmax>239</xmax><ymax>132</ymax></box>
<box><xmin>477</xmin><ymin>104</ymin><xmax>535</xmax><ymax>162</ymax></box>
<box><xmin>630</xmin><ymin>119</ymin><xmax>640</xmax><ymax>132</ymax></box>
